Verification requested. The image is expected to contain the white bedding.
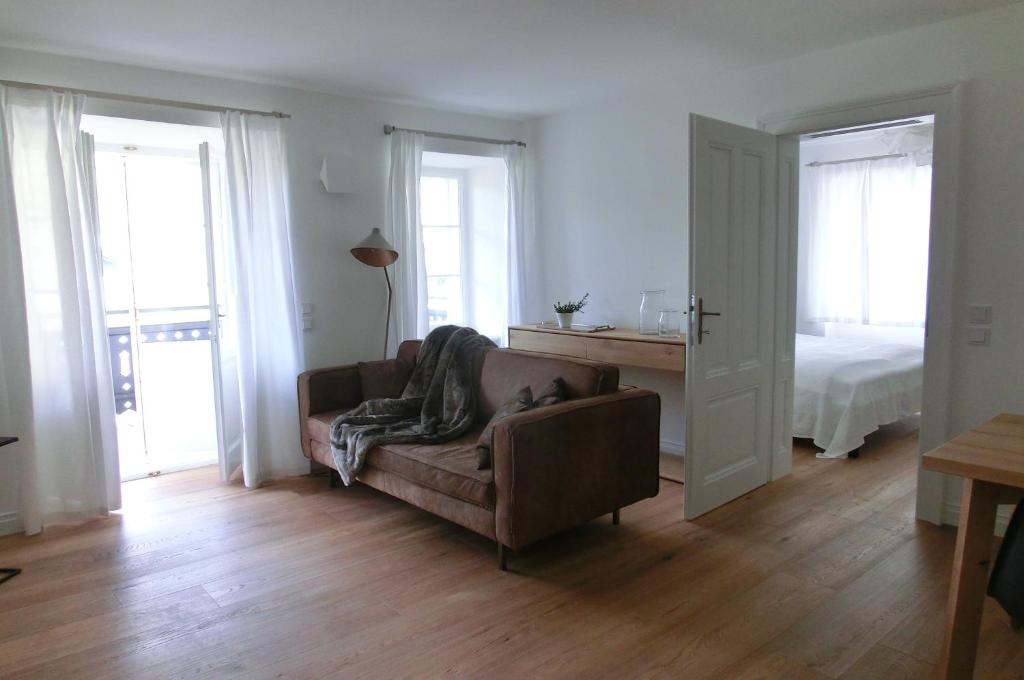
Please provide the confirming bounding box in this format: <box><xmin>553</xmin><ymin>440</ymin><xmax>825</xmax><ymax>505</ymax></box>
<box><xmin>794</xmin><ymin>334</ymin><xmax>923</xmax><ymax>458</ymax></box>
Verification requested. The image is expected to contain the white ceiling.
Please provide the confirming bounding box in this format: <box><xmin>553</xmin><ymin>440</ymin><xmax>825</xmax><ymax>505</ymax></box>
<box><xmin>0</xmin><ymin>0</ymin><xmax>1016</xmax><ymax>117</ymax></box>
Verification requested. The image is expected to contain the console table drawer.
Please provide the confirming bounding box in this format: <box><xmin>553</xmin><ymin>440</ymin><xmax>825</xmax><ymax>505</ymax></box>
<box><xmin>508</xmin><ymin>329</ymin><xmax>587</xmax><ymax>359</ymax></box>
<box><xmin>508</xmin><ymin>326</ymin><xmax>685</xmax><ymax>374</ymax></box>
<box><xmin>586</xmin><ymin>337</ymin><xmax>684</xmax><ymax>372</ymax></box>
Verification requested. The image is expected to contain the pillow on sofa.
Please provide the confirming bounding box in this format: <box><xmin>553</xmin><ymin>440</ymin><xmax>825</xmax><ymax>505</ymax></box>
<box><xmin>359</xmin><ymin>359</ymin><xmax>413</xmax><ymax>400</ymax></box>
<box><xmin>534</xmin><ymin>377</ymin><xmax>566</xmax><ymax>407</ymax></box>
<box><xmin>476</xmin><ymin>386</ymin><xmax>533</xmax><ymax>470</ymax></box>
<box><xmin>475</xmin><ymin>379</ymin><xmax>568</xmax><ymax>470</ymax></box>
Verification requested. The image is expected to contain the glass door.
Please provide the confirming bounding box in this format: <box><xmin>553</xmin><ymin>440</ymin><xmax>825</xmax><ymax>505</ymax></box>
<box><xmin>95</xmin><ymin>148</ymin><xmax>221</xmax><ymax>480</ymax></box>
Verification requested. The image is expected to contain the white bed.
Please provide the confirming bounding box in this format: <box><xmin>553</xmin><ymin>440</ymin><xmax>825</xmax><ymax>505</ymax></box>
<box><xmin>793</xmin><ymin>333</ymin><xmax>923</xmax><ymax>458</ymax></box>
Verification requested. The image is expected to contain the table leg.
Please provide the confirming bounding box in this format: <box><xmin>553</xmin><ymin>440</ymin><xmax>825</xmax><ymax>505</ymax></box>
<box><xmin>938</xmin><ymin>478</ymin><xmax>1000</xmax><ymax>680</ymax></box>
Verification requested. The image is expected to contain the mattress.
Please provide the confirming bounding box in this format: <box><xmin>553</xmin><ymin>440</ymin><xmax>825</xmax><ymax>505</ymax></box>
<box><xmin>793</xmin><ymin>333</ymin><xmax>923</xmax><ymax>458</ymax></box>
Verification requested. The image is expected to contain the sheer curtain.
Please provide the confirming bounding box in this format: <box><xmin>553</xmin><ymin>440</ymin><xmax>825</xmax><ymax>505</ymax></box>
<box><xmin>219</xmin><ymin>111</ymin><xmax>304</xmax><ymax>487</ymax></box>
<box><xmin>503</xmin><ymin>144</ymin><xmax>528</xmax><ymax>327</ymax></box>
<box><xmin>805</xmin><ymin>155</ymin><xmax>931</xmax><ymax>327</ymax></box>
<box><xmin>386</xmin><ymin>130</ymin><xmax>427</xmax><ymax>356</ymax></box>
<box><xmin>0</xmin><ymin>86</ymin><xmax>120</xmax><ymax>534</ymax></box>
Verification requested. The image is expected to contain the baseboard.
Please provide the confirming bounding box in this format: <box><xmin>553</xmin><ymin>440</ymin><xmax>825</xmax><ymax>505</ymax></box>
<box><xmin>941</xmin><ymin>502</ymin><xmax>1011</xmax><ymax>538</ymax></box>
<box><xmin>660</xmin><ymin>439</ymin><xmax>684</xmax><ymax>456</ymax></box>
<box><xmin>0</xmin><ymin>511</ymin><xmax>21</xmax><ymax>537</ymax></box>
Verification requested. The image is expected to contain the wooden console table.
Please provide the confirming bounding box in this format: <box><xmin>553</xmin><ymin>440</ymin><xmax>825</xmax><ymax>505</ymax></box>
<box><xmin>508</xmin><ymin>325</ymin><xmax>685</xmax><ymax>373</ymax></box>
<box><xmin>922</xmin><ymin>413</ymin><xmax>1024</xmax><ymax>680</ymax></box>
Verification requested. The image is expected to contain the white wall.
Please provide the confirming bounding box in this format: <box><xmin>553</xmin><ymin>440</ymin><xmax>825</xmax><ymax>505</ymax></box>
<box><xmin>533</xmin><ymin>4</ymin><xmax>1024</xmax><ymax>504</ymax></box>
<box><xmin>0</xmin><ymin>46</ymin><xmax>524</xmax><ymax>534</ymax></box>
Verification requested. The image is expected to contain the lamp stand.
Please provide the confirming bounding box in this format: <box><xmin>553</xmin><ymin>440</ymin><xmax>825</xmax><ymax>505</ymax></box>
<box><xmin>383</xmin><ymin>266</ymin><xmax>393</xmax><ymax>360</ymax></box>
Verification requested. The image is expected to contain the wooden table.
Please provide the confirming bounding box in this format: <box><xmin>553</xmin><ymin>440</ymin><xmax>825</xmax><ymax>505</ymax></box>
<box><xmin>508</xmin><ymin>325</ymin><xmax>685</xmax><ymax>373</ymax></box>
<box><xmin>922</xmin><ymin>413</ymin><xmax>1024</xmax><ymax>680</ymax></box>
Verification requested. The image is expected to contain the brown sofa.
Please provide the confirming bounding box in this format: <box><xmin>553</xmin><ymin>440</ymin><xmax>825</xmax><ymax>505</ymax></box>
<box><xmin>298</xmin><ymin>340</ymin><xmax>660</xmax><ymax>569</ymax></box>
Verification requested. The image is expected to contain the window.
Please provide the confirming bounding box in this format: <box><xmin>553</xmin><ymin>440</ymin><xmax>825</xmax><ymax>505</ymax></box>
<box><xmin>804</xmin><ymin>156</ymin><xmax>931</xmax><ymax>328</ymax></box>
<box><xmin>419</xmin><ymin>151</ymin><xmax>508</xmax><ymax>344</ymax></box>
<box><xmin>420</xmin><ymin>172</ymin><xmax>465</xmax><ymax>329</ymax></box>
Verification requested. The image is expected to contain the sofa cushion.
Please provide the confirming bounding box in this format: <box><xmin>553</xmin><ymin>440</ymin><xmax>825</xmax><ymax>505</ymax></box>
<box><xmin>476</xmin><ymin>349</ymin><xmax>619</xmax><ymax>423</ymax></box>
<box><xmin>359</xmin><ymin>359</ymin><xmax>413</xmax><ymax>400</ymax></box>
<box><xmin>308</xmin><ymin>413</ymin><xmax>494</xmax><ymax>509</ymax></box>
<box><xmin>307</xmin><ymin>409</ymin><xmax>348</xmax><ymax>444</ymax></box>
<box><xmin>368</xmin><ymin>430</ymin><xmax>494</xmax><ymax>509</ymax></box>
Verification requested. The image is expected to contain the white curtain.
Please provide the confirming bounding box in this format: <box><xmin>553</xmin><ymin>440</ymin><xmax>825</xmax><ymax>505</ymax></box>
<box><xmin>0</xmin><ymin>86</ymin><xmax>120</xmax><ymax>534</ymax></box>
<box><xmin>503</xmin><ymin>144</ymin><xmax>528</xmax><ymax>327</ymax></box>
<box><xmin>219</xmin><ymin>111</ymin><xmax>304</xmax><ymax>487</ymax></box>
<box><xmin>805</xmin><ymin>155</ymin><xmax>931</xmax><ymax>327</ymax></box>
<box><xmin>386</xmin><ymin>130</ymin><xmax>427</xmax><ymax>356</ymax></box>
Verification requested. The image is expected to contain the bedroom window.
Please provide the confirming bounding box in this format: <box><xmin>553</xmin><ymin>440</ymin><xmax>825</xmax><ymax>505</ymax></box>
<box><xmin>420</xmin><ymin>172</ymin><xmax>465</xmax><ymax>329</ymax></box>
<box><xmin>800</xmin><ymin>121</ymin><xmax>934</xmax><ymax>336</ymax></box>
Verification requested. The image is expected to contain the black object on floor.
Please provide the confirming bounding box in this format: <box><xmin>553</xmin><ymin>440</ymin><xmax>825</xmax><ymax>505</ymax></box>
<box><xmin>0</xmin><ymin>436</ymin><xmax>20</xmax><ymax>587</ymax></box>
<box><xmin>988</xmin><ymin>498</ymin><xmax>1024</xmax><ymax>625</ymax></box>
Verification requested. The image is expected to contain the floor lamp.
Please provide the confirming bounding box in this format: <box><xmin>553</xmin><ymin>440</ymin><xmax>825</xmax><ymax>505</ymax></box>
<box><xmin>351</xmin><ymin>228</ymin><xmax>399</xmax><ymax>359</ymax></box>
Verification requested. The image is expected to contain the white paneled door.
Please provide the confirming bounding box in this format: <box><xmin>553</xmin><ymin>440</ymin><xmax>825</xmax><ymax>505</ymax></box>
<box><xmin>684</xmin><ymin>114</ymin><xmax>792</xmax><ymax>519</ymax></box>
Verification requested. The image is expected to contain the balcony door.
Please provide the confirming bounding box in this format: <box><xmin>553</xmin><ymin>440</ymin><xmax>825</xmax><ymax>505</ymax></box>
<box><xmin>95</xmin><ymin>144</ymin><xmax>225</xmax><ymax>480</ymax></box>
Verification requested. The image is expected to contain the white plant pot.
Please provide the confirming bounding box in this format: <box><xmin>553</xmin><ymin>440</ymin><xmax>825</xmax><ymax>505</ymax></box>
<box><xmin>556</xmin><ymin>312</ymin><xmax>574</xmax><ymax>329</ymax></box>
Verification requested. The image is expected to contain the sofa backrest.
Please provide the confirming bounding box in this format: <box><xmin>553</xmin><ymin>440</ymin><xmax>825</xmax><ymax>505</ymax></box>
<box><xmin>476</xmin><ymin>349</ymin><xmax>619</xmax><ymax>423</ymax></box>
<box><xmin>397</xmin><ymin>340</ymin><xmax>421</xmax><ymax>364</ymax></box>
<box><xmin>398</xmin><ymin>339</ymin><xmax>619</xmax><ymax>423</ymax></box>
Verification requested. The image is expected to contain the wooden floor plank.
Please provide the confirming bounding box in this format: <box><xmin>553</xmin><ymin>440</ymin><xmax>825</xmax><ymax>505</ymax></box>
<box><xmin>0</xmin><ymin>430</ymin><xmax>1021</xmax><ymax>678</ymax></box>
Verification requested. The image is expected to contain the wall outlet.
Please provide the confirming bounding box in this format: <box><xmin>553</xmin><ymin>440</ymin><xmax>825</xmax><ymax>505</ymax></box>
<box><xmin>968</xmin><ymin>304</ymin><xmax>992</xmax><ymax>325</ymax></box>
<box><xmin>967</xmin><ymin>326</ymin><xmax>990</xmax><ymax>346</ymax></box>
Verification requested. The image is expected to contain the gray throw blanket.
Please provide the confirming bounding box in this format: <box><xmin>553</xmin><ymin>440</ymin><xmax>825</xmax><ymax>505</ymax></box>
<box><xmin>329</xmin><ymin>325</ymin><xmax>496</xmax><ymax>485</ymax></box>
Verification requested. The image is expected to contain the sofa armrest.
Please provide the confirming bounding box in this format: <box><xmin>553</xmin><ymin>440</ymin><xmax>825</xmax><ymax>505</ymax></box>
<box><xmin>491</xmin><ymin>388</ymin><xmax>660</xmax><ymax>550</ymax></box>
<box><xmin>297</xmin><ymin>364</ymin><xmax>362</xmax><ymax>459</ymax></box>
<box><xmin>298</xmin><ymin>364</ymin><xmax>363</xmax><ymax>416</ymax></box>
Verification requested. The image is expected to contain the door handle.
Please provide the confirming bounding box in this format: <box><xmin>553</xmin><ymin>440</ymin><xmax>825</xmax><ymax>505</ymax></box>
<box><xmin>696</xmin><ymin>297</ymin><xmax>720</xmax><ymax>345</ymax></box>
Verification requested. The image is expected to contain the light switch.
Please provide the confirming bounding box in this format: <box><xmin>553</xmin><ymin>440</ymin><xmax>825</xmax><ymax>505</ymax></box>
<box><xmin>968</xmin><ymin>304</ymin><xmax>992</xmax><ymax>325</ymax></box>
<box><xmin>302</xmin><ymin>316</ymin><xmax>314</xmax><ymax>331</ymax></box>
<box><xmin>302</xmin><ymin>302</ymin><xmax>314</xmax><ymax>315</ymax></box>
<box><xmin>967</xmin><ymin>326</ymin><xmax>990</xmax><ymax>346</ymax></box>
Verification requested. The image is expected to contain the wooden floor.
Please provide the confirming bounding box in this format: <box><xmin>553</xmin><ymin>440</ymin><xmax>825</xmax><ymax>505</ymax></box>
<box><xmin>1</xmin><ymin>425</ymin><xmax>1022</xmax><ymax>679</ymax></box>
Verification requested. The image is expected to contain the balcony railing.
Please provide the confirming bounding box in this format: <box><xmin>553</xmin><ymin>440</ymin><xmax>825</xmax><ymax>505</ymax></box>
<box><xmin>107</xmin><ymin>320</ymin><xmax>212</xmax><ymax>414</ymax></box>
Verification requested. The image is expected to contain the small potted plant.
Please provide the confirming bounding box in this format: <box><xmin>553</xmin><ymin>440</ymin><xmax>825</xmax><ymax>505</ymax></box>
<box><xmin>553</xmin><ymin>293</ymin><xmax>590</xmax><ymax>329</ymax></box>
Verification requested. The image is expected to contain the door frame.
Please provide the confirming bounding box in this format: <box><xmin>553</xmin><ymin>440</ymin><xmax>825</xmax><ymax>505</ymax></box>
<box><xmin>758</xmin><ymin>83</ymin><xmax>963</xmax><ymax>524</ymax></box>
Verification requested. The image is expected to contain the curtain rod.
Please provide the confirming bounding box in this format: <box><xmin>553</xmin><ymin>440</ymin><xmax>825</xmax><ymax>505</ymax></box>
<box><xmin>383</xmin><ymin>124</ymin><xmax>525</xmax><ymax>148</ymax></box>
<box><xmin>0</xmin><ymin>79</ymin><xmax>290</xmax><ymax>119</ymax></box>
<box><xmin>806</xmin><ymin>152</ymin><xmax>910</xmax><ymax>167</ymax></box>
<box><xmin>809</xmin><ymin>119</ymin><xmax>923</xmax><ymax>139</ymax></box>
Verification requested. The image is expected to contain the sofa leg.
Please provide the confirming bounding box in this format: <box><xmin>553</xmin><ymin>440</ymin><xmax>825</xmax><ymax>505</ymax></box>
<box><xmin>848</xmin><ymin>448</ymin><xmax>861</xmax><ymax>459</ymax></box>
<box><xmin>329</xmin><ymin>469</ymin><xmax>340</xmax><ymax>488</ymax></box>
<box><xmin>497</xmin><ymin>543</ymin><xmax>508</xmax><ymax>571</ymax></box>
<box><xmin>612</xmin><ymin>509</ymin><xmax>620</xmax><ymax>525</ymax></box>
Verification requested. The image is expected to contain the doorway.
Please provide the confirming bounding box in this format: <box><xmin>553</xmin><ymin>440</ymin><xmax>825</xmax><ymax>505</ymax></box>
<box><xmin>85</xmin><ymin>115</ymin><xmax>225</xmax><ymax>481</ymax></box>
<box><xmin>792</xmin><ymin>117</ymin><xmax>934</xmax><ymax>462</ymax></box>
<box><xmin>762</xmin><ymin>85</ymin><xmax>962</xmax><ymax>524</ymax></box>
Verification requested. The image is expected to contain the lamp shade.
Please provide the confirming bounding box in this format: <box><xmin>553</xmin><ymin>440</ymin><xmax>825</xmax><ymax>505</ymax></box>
<box><xmin>351</xmin><ymin>228</ymin><xmax>398</xmax><ymax>267</ymax></box>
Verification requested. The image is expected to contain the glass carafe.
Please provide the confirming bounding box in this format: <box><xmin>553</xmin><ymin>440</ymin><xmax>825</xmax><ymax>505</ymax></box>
<box><xmin>658</xmin><ymin>309</ymin><xmax>681</xmax><ymax>338</ymax></box>
<box><xmin>639</xmin><ymin>290</ymin><xmax>665</xmax><ymax>335</ymax></box>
